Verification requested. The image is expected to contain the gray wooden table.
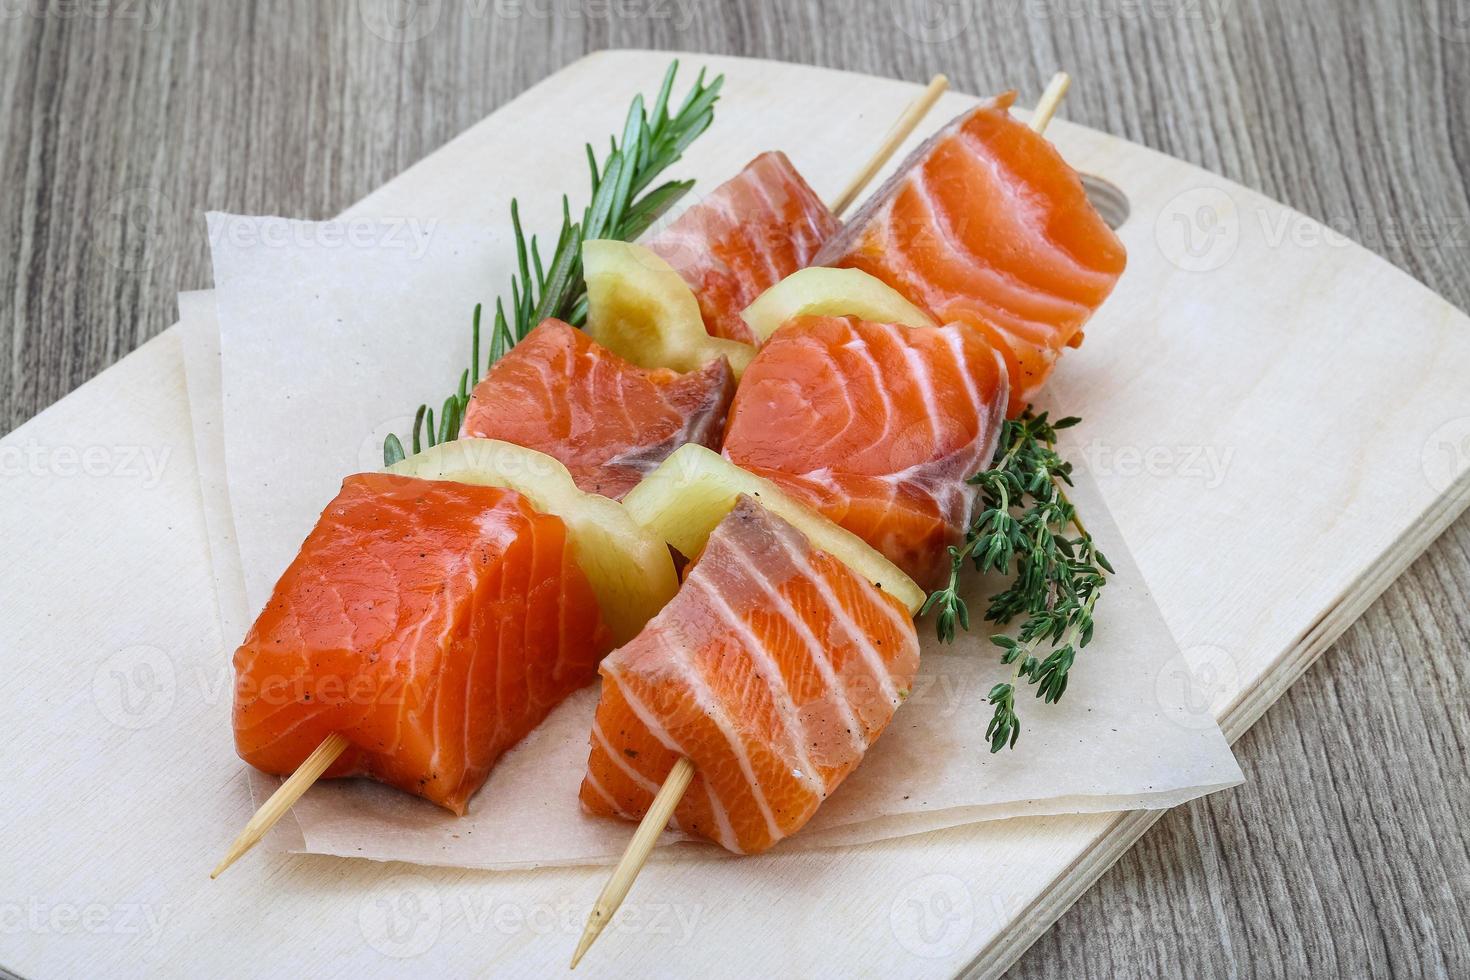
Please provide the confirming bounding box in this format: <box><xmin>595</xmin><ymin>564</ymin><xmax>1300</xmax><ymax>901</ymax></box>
<box><xmin>3</xmin><ymin>2</ymin><xmax>1466</xmax><ymax>977</ymax></box>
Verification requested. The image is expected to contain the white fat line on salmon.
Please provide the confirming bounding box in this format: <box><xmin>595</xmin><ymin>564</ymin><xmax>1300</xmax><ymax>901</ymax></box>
<box><xmin>909</xmin><ymin>165</ymin><xmax>1095</xmax><ymax>323</ymax></box>
<box><xmin>847</xmin><ymin>333</ymin><xmax>903</xmax><ymax>451</ymax></box>
<box><xmin>955</xmin><ymin>129</ymin><xmax>1117</xmax><ymax>290</ymax></box>
<box><xmin>744</xmin><ymin>177</ymin><xmax>791</xmax><ymax>287</ymax></box>
<box><xmin>602</xmin><ymin>669</ymin><xmax>741</xmax><ymax>852</ymax></box>
<box><xmin>581</xmin><ymin>767</ymin><xmax>637</xmax><ymax>822</ymax></box>
<box><xmin>610</xmin><ymin>645</ymin><xmax>776</xmax><ymax>848</ymax></box>
<box><xmin>773</xmin><ymin>531</ymin><xmax>905</xmax><ymax>706</ymax></box>
<box><xmin>650</xmin><ymin>627</ymin><xmax>787</xmax><ymax>839</ymax></box>
<box><xmin>592</xmin><ymin>720</ymin><xmax>663</xmax><ymax>797</ymax></box>
<box><xmin>482</xmin><ymin>522</ymin><xmax>527</xmax><ymax>759</ymax></box>
<box><xmin>590</xmin><ymin>721</ymin><xmax>695</xmax><ymax>837</ymax></box>
<box><xmin>689</xmin><ymin>576</ymin><xmax>826</xmax><ymax>794</ymax></box>
<box><xmin>894</xmin><ymin>327</ymin><xmax>946</xmax><ymax>449</ymax></box>
<box><xmin>724</xmin><ymin>546</ymin><xmax>869</xmax><ymax>755</ymax></box>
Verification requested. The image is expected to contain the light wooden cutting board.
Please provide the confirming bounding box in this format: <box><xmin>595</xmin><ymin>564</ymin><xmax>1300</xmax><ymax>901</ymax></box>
<box><xmin>3</xmin><ymin>51</ymin><xmax>1468</xmax><ymax>979</ymax></box>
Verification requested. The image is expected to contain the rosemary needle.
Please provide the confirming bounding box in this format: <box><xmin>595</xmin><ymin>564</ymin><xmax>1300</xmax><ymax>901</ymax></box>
<box><xmin>383</xmin><ymin>61</ymin><xmax>723</xmax><ymax>465</ymax></box>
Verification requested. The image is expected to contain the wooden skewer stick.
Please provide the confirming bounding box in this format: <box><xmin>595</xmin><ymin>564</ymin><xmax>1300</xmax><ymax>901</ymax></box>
<box><xmin>569</xmin><ymin>756</ymin><xmax>694</xmax><ymax>969</ymax></box>
<box><xmin>210</xmin><ymin>732</ymin><xmax>349</xmax><ymax>879</ymax></box>
<box><xmin>570</xmin><ymin>72</ymin><xmax>1074</xmax><ymax>970</ymax></box>
<box><xmin>1030</xmin><ymin>71</ymin><xmax>1071</xmax><ymax>134</ymax></box>
<box><xmin>828</xmin><ymin>73</ymin><xmax>949</xmax><ymax>216</ymax></box>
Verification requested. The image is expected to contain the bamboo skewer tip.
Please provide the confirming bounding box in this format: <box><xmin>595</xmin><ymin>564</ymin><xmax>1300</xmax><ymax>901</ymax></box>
<box><xmin>570</xmin><ymin>756</ymin><xmax>695</xmax><ymax>969</ymax></box>
<box><xmin>210</xmin><ymin>732</ymin><xmax>350</xmax><ymax>879</ymax></box>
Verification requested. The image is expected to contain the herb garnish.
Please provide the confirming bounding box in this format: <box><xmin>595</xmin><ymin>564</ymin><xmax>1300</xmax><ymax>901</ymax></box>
<box><xmin>921</xmin><ymin>409</ymin><xmax>1113</xmax><ymax>751</ymax></box>
<box><xmin>383</xmin><ymin>61</ymin><xmax>723</xmax><ymax>465</ymax></box>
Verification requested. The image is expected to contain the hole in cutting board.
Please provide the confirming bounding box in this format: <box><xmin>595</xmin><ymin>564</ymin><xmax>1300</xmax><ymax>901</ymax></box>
<box><xmin>1082</xmin><ymin>175</ymin><xmax>1130</xmax><ymax>230</ymax></box>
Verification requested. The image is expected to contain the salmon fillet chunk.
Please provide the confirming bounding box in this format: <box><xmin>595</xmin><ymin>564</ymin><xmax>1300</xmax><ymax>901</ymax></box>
<box><xmin>814</xmin><ymin>93</ymin><xmax>1126</xmax><ymax>414</ymax></box>
<box><xmin>646</xmin><ymin>151</ymin><xmax>840</xmax><ymax>345</ymax></box>
<box><xmin>461</xmin><ymin>319</ymin><xmax>734</xmax><ymax>500</ymax></box>
<box><xmin>232</xmin><ymin>472</ymin><xmax>614</xmax><ymax>814</ymax></box>
<box><xmin>722</xmin><ymin>314</ymin><xmax>1008</xmax><ymax>590</ymax></box>
<box><xmin>580</xmin><ymin>496</ymin><xmax>920</xmax><ymax>854</ymax></box>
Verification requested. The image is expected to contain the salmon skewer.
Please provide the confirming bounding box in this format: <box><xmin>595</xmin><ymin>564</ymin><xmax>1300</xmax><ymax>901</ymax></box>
<box><xmin>230</xmin><ymin>473</ymin><xmax>614</xmax><ymax>816</ymax></box>
<box><xmin>212</xmin><ymin>441</ymin><xmax>676</xmax><ymax>877</ymax></box>
<box><xmin>724</xmin><ymin>78</ymin><xmax>1122</xmax><ymax>591</ymax></box>
<box><xmin>580</xmin><ymin>495</ymin><xmax>920</xmax><ymax>854</ymax></box>
<box><xmin>215</xmin><ymin>470</ymin><xmax>614</xmax><ymax>876</ymax></box>
<box><xmin>213</xmin><ymin>77</ymin><xmax>950</xmax><ymax>880</ymax></box>
<box><xmin>572</xmin><ymin>73</ymin><xmax>1078</xmax><ymax>967</ymax></box>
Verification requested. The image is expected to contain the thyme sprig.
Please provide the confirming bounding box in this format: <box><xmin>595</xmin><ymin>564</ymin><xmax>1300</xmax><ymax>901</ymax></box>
<box><xmin>920</xmin><ymin>409</ymin><xmax>1114</xmax><ymax>752</ymax></box>
<box><xmin>383</xmin><ymin>61</ymin><xmax>723</xmax><ymax>465</ymax></box>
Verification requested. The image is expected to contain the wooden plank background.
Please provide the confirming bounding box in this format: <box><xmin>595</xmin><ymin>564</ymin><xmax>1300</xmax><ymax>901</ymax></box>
<box><xmin>2</xmin><ymin>2</ymin><xmax>1466</xmax><ymax>976</ymax></box>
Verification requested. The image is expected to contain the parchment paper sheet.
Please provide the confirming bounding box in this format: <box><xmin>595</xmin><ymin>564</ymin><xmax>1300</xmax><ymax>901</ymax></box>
<box><xmin>183</xmin><ymin>214</ymin><xmax>1241</xmax><ymax>870</ymax></box>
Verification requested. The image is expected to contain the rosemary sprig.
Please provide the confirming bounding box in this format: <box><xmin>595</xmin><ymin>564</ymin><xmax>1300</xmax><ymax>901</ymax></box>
<box><xmin>920</xmin><ymin>409</ymin><xmax>1114</xmax><ymax>752</ymax></box>
<box><xmin>383</xmin><ymin>61</ymin><xmax>723</xmax><ymax>465</ymax></box>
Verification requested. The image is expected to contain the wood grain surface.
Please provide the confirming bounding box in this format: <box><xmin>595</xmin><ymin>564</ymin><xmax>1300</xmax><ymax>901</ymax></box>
<box><xmin>2</xmin><ymin>2</ymin><xmax>1466</xmax><ymax>978</ymax></box>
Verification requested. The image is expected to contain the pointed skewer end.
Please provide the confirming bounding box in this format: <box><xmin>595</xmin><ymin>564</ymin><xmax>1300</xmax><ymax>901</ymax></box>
<box><xmin>571</xmin><ymin>756</ymin><xmax>695</xmax><ymax>967</ymax></box>
<box><xmin>212</xmin><ymin>732</ymin><xmax>350</xmax><ymax>882</ymax></box>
